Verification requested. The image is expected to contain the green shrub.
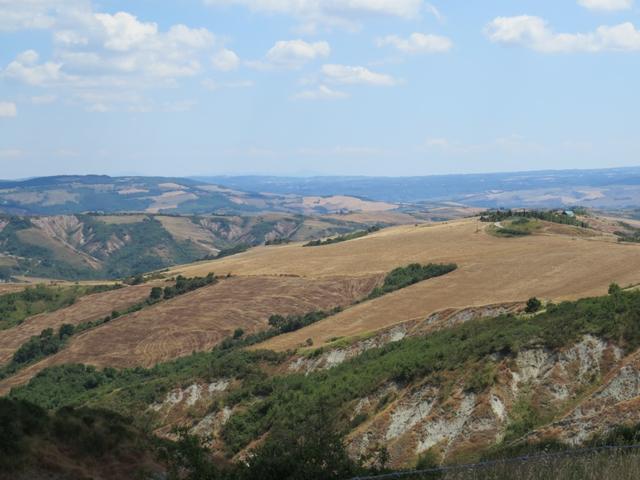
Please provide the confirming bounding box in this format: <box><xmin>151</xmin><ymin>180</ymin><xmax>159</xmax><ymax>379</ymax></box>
<box><xmin>368</xmin><ymin>263</ymin><xmax>457</xmax><ymax>299</ymax></box>
<box><xmin>525</xmin><ymin>297</ymin><xmax>542</xmax><ymax>313</ymax></box>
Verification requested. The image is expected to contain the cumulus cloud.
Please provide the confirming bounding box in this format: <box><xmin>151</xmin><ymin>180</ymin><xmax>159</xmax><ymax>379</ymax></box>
<box><xmin>4</xmin><ymin>12</ymin><xmax>216</xmax><ymax>84</ymax></box>
<box><xmin>265</xmin><ymin>40</ymin><xmax>330</xmax><ymax>68</ymax></box>
<box><xmin>204</xmin><ymin>0</ymin><xmax>424</xmax><ymax>31</ymax></box>
<box><xmin>3</xmin><ymin>50</ymin><xmax>65</xmax><ymax>86</ymax></box>
<box><xmin>1</xmin><ymin>9</ymin><xmax>219</xmax><ymax>110</ymax></box>
<box><xmin>578</xmin><ymin>0</ymin><xmax>634</xmax><ymax>11</ymax></box>
<box><xmin>0</xmin><ymin>102</ymin><xmax>17</xmax><ymax>117</ymax></box>
<box><xmin>485</xmin><ymin>15</ymin><xmax>640</xmax><ymax>53</ymax></box>
<box><xmin>212</xmin><ymin>48</ymin><xmax>240</xmax><ymax>71</ymax></box>
<box><xmin>292</xmin><ymin>85</ymin><xmax>348</xmax><ymax>100</ymax></box>
<box><xmin>376</xmin><ymin>32</ymin><xmax>453</xmax><ymax>53</ymax></box>
<box><xmin>321</xmin><ymin>64</ymin><xmax>398</xmax><ymax>86</ymax></box>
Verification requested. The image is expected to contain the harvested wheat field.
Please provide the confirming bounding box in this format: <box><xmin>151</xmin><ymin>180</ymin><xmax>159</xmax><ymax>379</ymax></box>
<box><xmin>0</xmin><ymin>283</ymin><xmax>155</xmax><ymax>365</ymax></box>
<box><xmin>0</xmin><ymin>274</ymin><xmax>379</xmax><ymax>394</ymax></box>
<box><xmin>169</xmin><ymin>217</ymin><xmax>640</xmax><ymax>352</ymax></box>
<box><xmin>4</xmin><ymin>218</ymin><xmax>640</xmax><ymax>393</ymax></box>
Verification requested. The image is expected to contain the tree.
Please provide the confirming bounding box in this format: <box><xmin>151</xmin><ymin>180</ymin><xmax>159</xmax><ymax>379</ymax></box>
<box><xmin>59</xmin><ymin>324</ymin><xmax>75</xmax><ymax>339</ymax></box>
<box><xmin>233</xmin><ymin>328</ymin><xmax>244</xmax><ymax>339</ymax></box>
<box><xmin>268</xmin><ymin>315</ymin><xmax>285</xmax><ymax>329</ymax></box>
<box><xmin>609</xmin><ymin>283</ymin><xmax>622</xmax><ymax>295</ymax></box>
<box><xmin>149</xmin><ymin>287</ymin><xmax>163</xmax><ymax>301</ymax></box>
<box><xmin>240</xmin><ymin>402</ymin><xmax>359</xmax><ymax>480</ymax></box>
<box><xmin>525</xmin><ymin>297</ymin><xmax>542</xmax><ymax>314</ymax></box>
<box><xmin>161</xmin><ymin>428</ymin><xmax>220</xmax><ymax>480</ymax></box>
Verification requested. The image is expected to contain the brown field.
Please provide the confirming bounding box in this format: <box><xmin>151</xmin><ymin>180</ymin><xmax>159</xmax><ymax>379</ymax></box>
<box><xmin>4</xmin><ymin>217</ymin><xmax>640</xmax><ymax>393</ymax></box>
<box><xmin>0</xmin><ymin>283</ymin><xmax>155</xmax><ymax>366</ymax></box>
<box><xmin>299</xmin><ymin>195</ymin><xmax>396</xmax><ymax>212</ymax></box>
<box><xmin>165</xmin><ymin>218</ymin><xmax>640</xmax><ymax>352</ymax></box>
<box><xmin>0</xmin><ymin>274</ymin><xmax>379</xmax><ymax>394</ymax></box>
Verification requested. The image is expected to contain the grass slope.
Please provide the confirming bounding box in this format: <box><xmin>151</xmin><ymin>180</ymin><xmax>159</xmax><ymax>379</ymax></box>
<box><xmin>9</xmin><ymin>288</ymin><xmax>640</xmax><ymax>460</ymax></box>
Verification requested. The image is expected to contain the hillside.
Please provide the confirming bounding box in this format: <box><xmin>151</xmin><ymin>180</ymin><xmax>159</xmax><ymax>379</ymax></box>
<box><xmin>200</xmin><ymin>167</ymin><xmax>640</xmax><ymax>208</ymax></box>
<box><xmin>8</xmin><ymin>288</ymin><xmax>640</xmax><ymax>475</ymax></box>
<box><xmin>168</xmin><ymin>217</ymin><xmax>639</xmax><ymax>351</ymax></box>
<box><xmin>0</xmin><ymin>212</ymin><xmax>395</xmax><ymax>281</ymax></box>
<box><xmin>0</xmin><ymin>175</ymin><xmax>401</xmax><ymax>216</ymax></box>
<box><xmin>3</xmin><ymin>216</ymin><xmax>640</xmax><ymax>476</ymax></box>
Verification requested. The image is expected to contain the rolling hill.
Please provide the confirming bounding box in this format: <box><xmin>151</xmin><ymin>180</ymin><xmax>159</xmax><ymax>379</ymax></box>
<box><xmin>201</xmin><ymin>167</ymin><xmax>640</xmax><ymax>208</ymax></box>
<box><xmin>0</xmin><ymin>212</ymin><xmax>401</xmax><ymax>281</ymax></box>
<box><xmin>4</xmin><ymin>213</ymin><xmax>640</xmax><ymax>475</ymax></box>
<box><xmin>0</xmin><ymin>175</ymin><xmax>401</xmax><ymax>216</ymax></box>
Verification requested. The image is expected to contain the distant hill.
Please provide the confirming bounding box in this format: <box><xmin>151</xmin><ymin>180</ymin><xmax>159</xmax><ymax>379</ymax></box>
<box><xmin>0</xmin><ymin>175</ymin><xmax>399</xmax><ymax>216</ymax></box>
<box><xmin>0</xmin><ymin>213</ymin><xmax>387</xmax><ymax>281</ymax></box>
<box><xmin>197</xmin><ymin>166</ymin><xmax>640</xmax><ymax>208</ymax></box>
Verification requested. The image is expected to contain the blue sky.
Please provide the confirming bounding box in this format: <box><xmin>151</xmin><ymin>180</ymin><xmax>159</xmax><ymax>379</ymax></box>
<box><xmin>1</xmin><ymin>0</ymin><xmax>639</xmax><ymax>178</ymax></box>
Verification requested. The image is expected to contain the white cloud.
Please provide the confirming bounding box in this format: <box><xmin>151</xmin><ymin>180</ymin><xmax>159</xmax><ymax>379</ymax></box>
<box><xmin>293</xmin><ymin>85</ymin><xmax>348</xmax><ymax>100</ymax></box>
<box><xmin>4</xmin><ymin>12</ymin><xmax>217</xmax><ymax>85</ymax></box>
<box><xmin>212</xmin><ymin>48</ymin><xmax>240</xmax><ymax>71</ymax></box>
<box><xmin>204</xmin><ymin>0</ymin><xmax>424</xmax><ymax>31</ymax></box>
<box><xmin>321</xmin><ymin>64</ymin><xmax>398</xmax><ymax>86</ymax></box>
<box><xmin>3</xmin><ymin>50</ymin><xmax>65</xmax><ymax>86</ymax></box>
<box><xmin>485</xmin><ymin>15</ymin><xmax>640</xmax><ymax>53</ymax></box>
<box><xmin>0</xmin><ymin>102</ymin><xmax>17</xmax><ymax>117</ymax></box>
<box><xmin>2</xmin><ymin>9</ymin><xmax>219</xmax><ymax>111</ymax></box>
<box><xmin>95</xmin><ymin>12</ymin><xmax>158</xmax><ymax>51</ymax></box>
<box><xmin>376</xmin><ymin>33</ymin><xmax>452</xmax><ymax>54</ymax></box>
<box><xmin>578</xmin><ymin>0</ymin><xmax>633</xmax><ymax>11</ymax></box>
<box><xmin>265</xmin><ymin>40</ymin><xmax>330</xmax><ymax>68</ymax></box>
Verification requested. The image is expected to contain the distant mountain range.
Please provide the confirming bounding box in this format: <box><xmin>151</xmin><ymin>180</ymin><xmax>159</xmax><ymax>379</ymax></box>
<box><xmin>2</xmin><ymin>167</ymin><xmax>640</xmax><ymax>219</ymax></box>
<box><xmin>198</xmin><ymin>166</ymin><xmax>640</xmax><ymax>209</ymax></box>
<box><xmin>0</xmin><ymin>175</ymin><xmax>394</xmax><ymax>216</ymax></box>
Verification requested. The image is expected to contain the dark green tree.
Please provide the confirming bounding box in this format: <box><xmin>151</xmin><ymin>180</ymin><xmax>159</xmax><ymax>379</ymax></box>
<box><xmin>525</xmin><ymin>297</ymin><xmax>542</xmax><ymax>313</ymax></box>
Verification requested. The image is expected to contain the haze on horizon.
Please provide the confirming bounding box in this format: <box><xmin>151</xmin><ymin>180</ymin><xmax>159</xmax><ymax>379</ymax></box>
<box><xmin>1</xmin><ymin>0</ymin><xmax>639</xmax><ymax>179</ymax></box>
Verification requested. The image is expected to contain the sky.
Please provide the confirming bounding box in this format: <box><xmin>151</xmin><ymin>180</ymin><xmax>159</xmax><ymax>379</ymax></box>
<box><xmin>1</xmin><ymin>0</ymin><xmax>639</xmax><ymax>179</ymax></box>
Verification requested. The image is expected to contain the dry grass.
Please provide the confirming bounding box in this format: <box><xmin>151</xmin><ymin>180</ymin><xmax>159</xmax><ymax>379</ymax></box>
<box><xmin>0</xmin><ymin>283</ymin><xmax>155</xmax><ymax>366</ymax></box>
<box><xmin>325</xmin><ymin>211</ymin><xmax>421</xmax><ymax>225</ymax></box>
<box><xmin>0</xmin><ymin>274</ymin><xmax>379</xmax><ymax>394</ymax></box>
<box><xmin>96</xmin><ymin>215</ymin><xmax>148</xmax><ymax>224</ymax></box>
<box><xmin>300</xmin><ymin>195</ymin><xmax>396</xmax><ymax>212</ymax></box>
<box><xmin>161</xmin><ymin>218</ymin><xmax>640</xmax><ymax>352</ymax></box>
<box><xmin>157</xmin><ymin>215</ymin><xmax>218</xmax><ymax>252</ymax></box>
<box><xmin>5</xmin><ymin>217</ymin><xmax>640</xmax><ymax>392</ymax></box>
